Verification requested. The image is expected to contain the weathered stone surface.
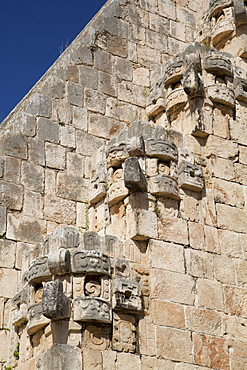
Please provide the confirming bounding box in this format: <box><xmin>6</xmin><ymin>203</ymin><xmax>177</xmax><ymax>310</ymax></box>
<box><xmin>21</xmin><ymin>161</ymin><xmax>44</xmax><ymax>193</ymax></box>
<box><xmin>152</xmin><ymin>299</ymin><xmax>185</xmax><ymax>328</ymax></box>
<box><xmin>45</xmin><ymin>142</ymin><xmax>66</xmax><ymax>169</ymax></box>
<box><xmin>7</xmin><ymin>214</ymin><xmax>46</xmax><ymax>243</ymax></box>
<box><xmin>216</xmin><ymin>203</ymin><xmax>247</xmax><ymax>233</ymax></box>
<box><xmin>156</xmin><ymin>326</ymin><xmax>192</xmax><ymax>362</ymax></box>
<box><xmin>0</xmin><ymin>268</ymin><xmax>18</xmax><ymax>298</ymax></box>
<box><xmin>193</xmin><ymin>333</ymin><xmax>229</xmax><ymax>369</ymax></box>
<box><xmin>151</xmin><ymin>269</ymin><xmax>195</xmax><ymax>305</ymax></box>
<box><xmin>1</xmin><ymin>133</ymin><xmax>28</xmax><ymax>159</ymax></box>
<box><xmin>25</xmin><ymin>93</ymin><xmax>52</xmax><ymax>117</ymax></box>
<box><xmin>126</xmin><ymin>208</ymin><xmax>158</xmax><ymax>240</ymax></box>
<box><xmin>196</xmin><ymin>278</ymin><xmax>224</xmax><ymax>311</ymax></box>
<box><xmin>158</xmin><ymin>216</ymin><xmax>189</xmax><ymax>245</ymax></box>
<box><xmin>57</xmin><ymin>173</ymin><xmax>88</xmax><ymax>202</ymax></box>
<box><xmin>4</xmin><ymin>156</ymin><xmax>21</xmax><ymax>182</ymax></box>
<box><xmin>185</xmin><ymin>249</ymin><xmax>214</xmax><ymax>279</ymax></box>
<box><xmin>0</xmin><ymin>239</ymin><xmax>16</xmax><ymax>268</ymax></box>
<box><xmin>224</xmin><ymin>285</ymin><xmax>247</xmax><ymax>318</ymax></box>
<box><xmin>37</xmin><ymin>118</ymin><xmax>60</xmax><ymax>143</ymax></box>
<box><xmin>112</xmin><ymin>313</ymin><xmax>136</xmax><ymax>352</ymax></box>
<box><xmin>42</xmin><ymin>280</ymin><xmax>70</xmax><ymax>319</ymax></box>
<box><xmin>117</xmin><ymin>352</ymin><xmax>142</xmax><ymax>370</ymax></box>
<box><xmin>185</xmin><ymin>306</ymin><xmax>222</xmax><ymax>336</ymax></box>
<box><xmin>112</xmin><ymin>278</ymin><xmax>142</xmax><ymax>312</ymax></box>
<box><xmin>72</xmin><ymin>250</ymin><xmax>110</xmax><ymax>275</ymax></box>
<box><xmin>149</xmin><ymin>239</ymin><xmax>185</xmax><ymax>273</ymax></box>
<box><xmin>0</xmin><ymin>206</ymin><xmax>6</xmax><ymax>235</ymax></box>
<box><xmin>42</xmin><ymin>344</ymin><xmax>82</xmax><ymax>370</ymax></box>
<box><xmin>44</xmin><ymin>195</ymin><xmax>76</xmax><ymax>224</ymax></box>
<box><xmin>73</xmin><ymin>297</ymin><xmax>111</xmax><ymax>323</ymax></box>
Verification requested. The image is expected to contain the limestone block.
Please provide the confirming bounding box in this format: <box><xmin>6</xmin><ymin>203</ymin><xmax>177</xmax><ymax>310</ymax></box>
<box><xmin>156</xmin><ymin>326</ymin><xmax>192</xmax><ymax>362</ymax></box>
<box><xmin>23</xmin><ymin>190</ymin><xmax>43</xmax><ymax>218</ymax></box>
<box><xmin>151</xmin><ymin>269</ymin><xmax>195</xmax><ymax>305</ymax></box>
<box><xmin>102</xmin><ymin>350</ymin><xmax>117</xmax><ymax>369</ymax></box>
<box><xmin>117</xmin><ymin>352</ymin><xmax>141</xmax><ymax>370</ymax></box>
<box><xmin>71</xmin><ymin>44</ymin><xmax>93</xmax><ymax>66</ymax></box>
<box><xmin>28</xmin><ymin>138</ymin><xmax>45</xmax><ymax>166</ymax></box>
<box><xmin>0</xmin><ymin>206</ymin><xmax>6</xmax><ymax>236</ymax></box>
<box><xmin>210</xmin><ymin>156</ymin><xmax>235</xmax><ymax>181</ymax></box>
<box><xmin>42</xmin><ymin>280</ymin><xmax>70</xmax><ymax>319</ymax></box>
<box><xmin>112</xmin><ymin>312</ymin><xmax>136</xmax><ymax>352</ymax></box>
<box><xmin>193</xmin><ymin>333</ymin><xmax>229</xmax><ymax>369</ymax></box>
<box><xmin>158</xmin><ymin>216</ymin><xmax>189</xmax><ymax>245</ymax></box>
<box><xmin>0</xmin><ymin>330</ymin><xmax>8</xmax><ymax>362</ymax></box>
<box><xmin>67</xmin><ymin>81</ymin><xmax>83</xmax><ymax>107</ymax></box>
<box><xmin>83</xmin><ymin>231</ymin><xmax>101</xmax><ymax>251</ymax></box>
<box><xmin>126</xmin><ymin>208</ymin><xmax>158</xmax><ymax>241</ymax></box>
<box><xmin>216</xmin><ymin>203</ymin><xmax>247</xmax><ymax>233</ymax></box>
<box><xmin>21</xmin><ymin>161</ymin><xmax>44</xmax><ymax>193</ymax></box>
<box><xmin>152</xmin><ymin>299</ymin><xmax>185</xmax><ymax>329</ymax></box>
<box><xmin>185</xmin><ymin>249</ymin><xmax>214</xmax><ymax>279</ymax></box>
<box><xmin>83</xmin><ymin>324</ymin><xmax>110</xmax><ymax>350</ymax></box>
<box><xmin>73</xmin><ymin>297</ymin><xmax>111</xmax><ymax>323</ymax></box>
<box><xmin>1</xmin><ymin>133</ymin><xmax>28</xmax><ymax>159</ymax></box>
<box><xmin>229</xmin><ymin>119</ymin><xmax>247</xmax><ymax>147</ymax></box>
<box><xmin>188</xmin><ymin>222</ymin><xmax>205</xmax><ymax>250</ymax></box>
<box><xmin>224</xmin><ymin>285</ymin><xmax>247</xmax><ymax>317</ymax></box>
<box><xmin>234</xmin><ymin>259</ymin><xmax>247</xmax><ymax>287</ymax></box>
<box><xmin>48</xmin><ymin>225</ymin><xmax>80</xmax><ymax>250</ymax></box>
<box><xmin>0</xmin><ymin>239</ymin><xmax>16</xmax><ymax>268</ymax></box>
<box><xmin>37</xmin><ymin>118</ymin><xmax>60</xmax><ymax>143</ymax></box>
<box><xmin>200</xmin><ymin>189</ymin><xmax>217</xmax><ymax>227</ymax></box>
<box><xmin>166</xmin><ymin>88</ymin><xmax>187</xmax><ymax>117</ymax></box>
<box><xmin>148</xmin><ymin>175</ymin><xmax>180</xmax><ymax>199</ymax></box>
<box><xmin>139</xmin><ymin>315</ymin><xmax>156</xmax><ymax>356</ymax></box>
<box><xmin>79</xmin><ymin>65</ymin><xmax>99</xmax><ymax>89</ymax></box>
<box><xmin>27</xmin><ymin>303</ymin><xmax>50</xmax><ymax>335</ymax></box>
<box><xmin>73</xmin><ymin>106</ymin><xmax>87</xmax><ymax>130</ymax></box>
<box><xmin>82</xmin><ymin>348</ymin><xmax>102</xmax><ymax>370</ymax></box>
<box><xmin>12</xmin><ymin>303</ymin><xmax>28</xmax><ymax>327</ymax></box>
<box><xmin>226</xmin><ymin>315</ymin><xmax>247</xmax><ymax>342</ymax></box>
<box><xmin>214</xmin><ymin>178</ymin><xmax>245</xmax><ymax>208</ymax></box>
<box><xmin>28</xmin><ymin>256</ymin><xmax>51</xmax><ymax>284</ymax></box>
<box><xmin>45</xmin><ymin>142</ymin><xmax>66</xmax><ymax>170</ymax></box>
<box><xmin>235</xmin><ymin>163</ymin><xmax>247</xmax><ymax>185</ymax></box>
<box><xmin>76</xmin><ymin>130</ymin><xmax>105</xmax><ymax>157</ymax></box>
<box><xmin>7</xmin><ymin>214</ymin><xmax>46</xmax><ymax>243</ymax></box>
<box><xmin>48</xmin><ymin>249</ymin><xmax>70</xmax><ymax>275</ymax></box>
<box><xmin>149</xmin><ymin>239</ymin><xmax>185</xmax><ymax>273</ymax></box>
<box><xmin>72</xmin><ymin>250</ymin><xmax>110</xmax><ymax>275</ymax></box>
<box><xmin>145</xmin><ymin>137</ymin><xmax>178</xmax><ymax>162</ymax></box>
<box><xmin>0</xmin><ymin>268</ymin><xmax>18</xmax><ymax>298</ymax></box>
<box><xmin>124</xmin><ymin>157</ymin><xmax>147</xmax><ymax>192</ymax></box>
<box><xmin>42</xmin><ymin>344</ymin><xmax>82</xmax><ymax>370</ymax></box>
<box><xmin>142</xmin><ymin>356</ymin><xmax>174</xmax><ymax>370</ymax></box>
<box><xmin>185</xmin><ymin>306</ymin><xmax>222</xmax><ymax>336</ymax></box>
<box><xmin>0</xmin><ymin>181</ymin><xmax>23</xmax><ymax>210</ymax></box>
<box><xmin>218</xmin><ymin>229</ymin><xmax>243</xmax><ymax>258</ymax></box>
<box><xmin>85</xmin><ymin>88</ymin><xmax>106</xmax><ymax>114</ymax></box>
<box><xmin>4</xmin><ymin>156</ymin><xmax>20</xmax><ymax>182</ymax></box>
<box><xmin>112</xmin><ymin>278</ymin><xmax>142</xmax><ymax>312</ymax></box>
<box><xmin>114</xmin><ymin>57</ymin><xmax>133</xmax><ymax>82</ymax></box>
<box><xmin>25</xmin><ymin>93</ymin><xmax>52</xmax><ymax>117</ymax></box>
<box><xmin>239</xmin><ymin>145</ymin><xmax>247</xmax><ymax>165</ymax></box>
<box><xmin>197</xmin><ymin>278</ymin><xmax>224</xmax><ymax>311</ymax></box>
<box><xmin>234</xmin><ymin>77</ymin><xmax>247</xmax><ymax>103</ymax></box>
<box><xmin>229</xmin><ymin>340</ymin><xmax>247</xmax><ymax>370</ymax></box>
<box><xmin>178</xmin><ymin>161</ymin><xmax>204</xmax><ymax>191</ymax></box>
<box><xmin>67</xmin><ymin>152</ymin><xmax>86</xmax><ymax>177</ymax></box>
<box><xmin>57</xmin><ymin>173</ymin><xmax>88</xmax><ymax>202</ymax></box>
<box><xmin>206</xmin><ymin>135</ymin><xmax>238</xmax><ymax>159</ymax></box>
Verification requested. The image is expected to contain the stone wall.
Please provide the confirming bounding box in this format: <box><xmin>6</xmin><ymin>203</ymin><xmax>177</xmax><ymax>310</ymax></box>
<box><xmin>0</xmin><ymin>0</ymin><xmax>247</xmax><ymax>369</ymax></box>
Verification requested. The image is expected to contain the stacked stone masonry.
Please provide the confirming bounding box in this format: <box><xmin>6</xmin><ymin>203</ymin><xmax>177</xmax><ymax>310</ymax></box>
<box><xmin>1</xmin><ymin>0</ymin><xmax>247</xmax><ymax>369</ymax></box>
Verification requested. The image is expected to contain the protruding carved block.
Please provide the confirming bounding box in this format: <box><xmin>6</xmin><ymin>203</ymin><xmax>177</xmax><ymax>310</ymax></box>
<box><xmin>113</xmin><ymin>258</ymin><xmax>130</xmax><ymax>279</ymax></box>
<box><xmin>145</xmin><ymin>137</ymin><xmax>178</xmax><ymax>162</ymax></box>
<box><xmin>108</xmin><ymin>168</ymin><xmax>129</xmax><ymax>207</ymax></box>
<box><xmin>164</xmin><ymin>57</ymin><xmax>183</xmax><ymax>87</ymax></box>
<box><xmin>48</xmin><ymin>226</ymin><xmax>80</xmax><ymax>251</ymax></box>
<box><xmin>89</xmin><ymin>161</ymin><xmax>108</xmax><ymax>204</ymax></box>
<box><xmin>212</xmin><ymin>8</ymin><xmax>235</xmax><ymax>46</ymax></box>
<box><xmin>12</xmin><ymin>304</ymin><xmax>28</xmax><ymax>327</ymax></box>
<box><xmin>73</xmin><ymin>297</ymin><xmax>112</xmax><ymax>323</ymax></box>
<box><xmin>48</xmin><ymin>249</ymin><xmax>70</xmax><ymax>275</ymax></box>
<box><xmin>112</xmin><ymin>278</ymin><xmax>142</xmax><ymax>312</ymax></box>
<box><xmin>234</xmin><ymin>77</ymin><xmax>247</xmax><ymax>103</ymax></box>
<box><xmin>42</xmin><ymin>280</ymin><xmax>70</xmax><ymax>319</ymax></box>
<box><xmin>126</xmin><ymin>136</ymin><xmax>145</xmax><ymax>157</ymax></box>
<box><xmin>71</xmin><ymin>250</ymin><xmax>111</xmax><ymax>276</ymax></box>
<box><xmin>209</xmin><ymin>0</ymin><xmax>233</xmax><ymax>18</ymax></box>
<box><xmin>146</xmin><ymin>79</ymin><xmax>166</xmax><ymax>118</ymax></box>
<box><xmin>204</xmin><ymin>54</ymin><xmax>232</xmax><ymax>77</ymax></box>
<box><xmin>183</xmin><ymin>63</ymin><xmax>204</xmax><ymax>98</ymax></box>
<box><xmin>83</xmin><ymin>324</ymin><xmax>110</xmax><ymax>350</ymax></box>
<box><xmin>166</xmin><ymin>87</ymin><xmax>187</xmax><ymax>117</ymax></box>
<box><xmin>112</xmin><ymin>313</ymin><xmax>136</xmax><ymax>353</ymax></box>
<box><xmin>107</xmin><ymin>143</ymin><xmax>129</xmax><ymax>168</ymax></box>
<box><xmin>178</xmin><ymin>161</ymin><xmax>204</xmax><ymax>191</ymax></box>
<box><xmin>148</xmin><ymin>175</ymin><xmax>180</xmax><ymax>200</ymax></box>
<box><xmin>83</xmin><ymin>231</ymin><xmax>101</xmax><ymax>251</ymax></box>
<box><xmin>124</xmin><ymin>157</ymin><xmax>147</xmax><ymax>192</ymax></box>
<box><xmin>207</xmin><ymin>85</ymin><xmax>235</xmax><ymax>107</ymax></box>
<box><xmin>28</xmin><ymin>256</ymin><xmax>51</xmax><ymax>284</ymax></box>
<box><xmin>126</xmin><ymin>208</ymin><xmax>158</xmax><ymax>241</ymax></box>
<box><xmin>27</xmin><ymin>303</ymin><xmax>50</xmax><ymax>335</ymax></box>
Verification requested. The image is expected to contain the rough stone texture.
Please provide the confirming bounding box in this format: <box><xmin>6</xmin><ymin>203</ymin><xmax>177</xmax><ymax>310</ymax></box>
<box><xmin>1</xmin><ymin>0</ymin><xmax>247</xmax><ymax>368</ymax></box>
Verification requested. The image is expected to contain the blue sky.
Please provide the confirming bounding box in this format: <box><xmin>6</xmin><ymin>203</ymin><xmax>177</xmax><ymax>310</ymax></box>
<box><xmin>0</xmin><ymin>0</ymin><xmax>107</xmax><ymax>121</ymax></box>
